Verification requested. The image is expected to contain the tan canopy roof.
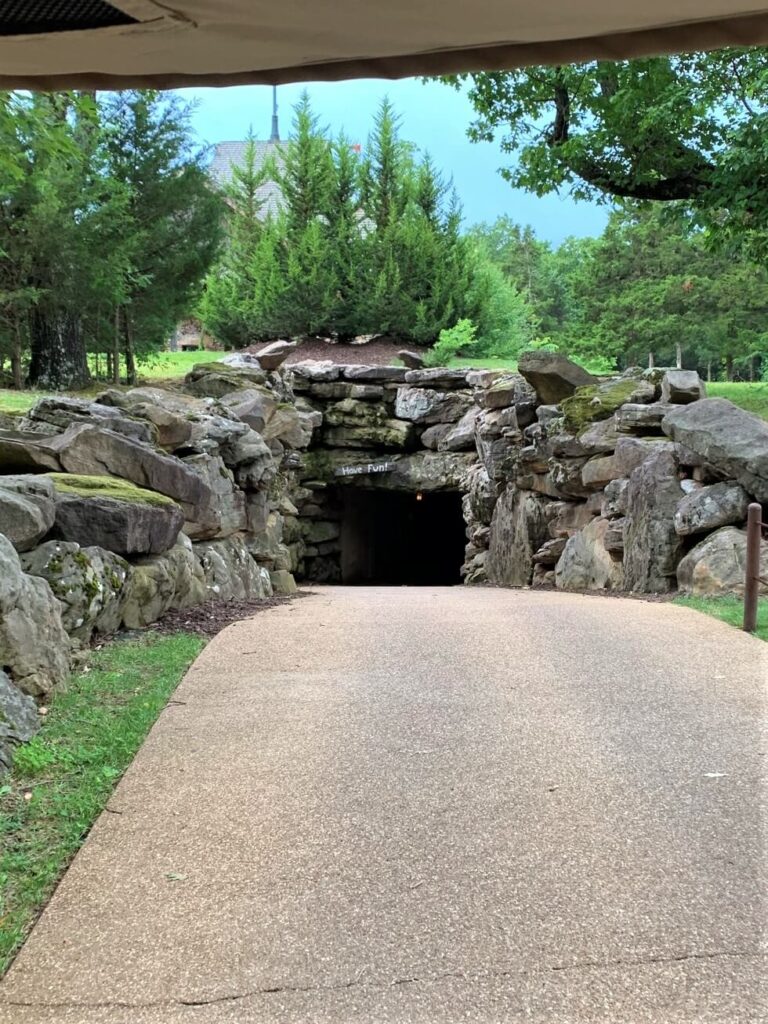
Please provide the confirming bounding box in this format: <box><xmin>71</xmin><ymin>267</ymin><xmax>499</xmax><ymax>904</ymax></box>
<box><xmin>2</xmin><ymin>0</ymin><xmax>767</xmax><ymax>89</ymax></box>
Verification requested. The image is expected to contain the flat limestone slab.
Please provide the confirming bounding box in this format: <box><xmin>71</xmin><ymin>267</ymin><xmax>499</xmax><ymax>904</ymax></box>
<box><xmin>1</xmin><ymin>587</ymin><xmax>766</xmax><ymax>1023</ymax></box>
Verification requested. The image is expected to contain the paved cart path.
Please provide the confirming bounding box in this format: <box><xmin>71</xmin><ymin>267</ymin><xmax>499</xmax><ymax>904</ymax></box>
<box><xmin>1</xmin><ymin>587</ymin><xmax>766</xmax><ymax>1023</ymax></box>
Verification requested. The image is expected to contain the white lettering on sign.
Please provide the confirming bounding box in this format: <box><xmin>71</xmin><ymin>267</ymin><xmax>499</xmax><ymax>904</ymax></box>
<box><xmin>335</xmin><ymin>462</ymin><xmax>396</xmax><ymax>477</ymax></box>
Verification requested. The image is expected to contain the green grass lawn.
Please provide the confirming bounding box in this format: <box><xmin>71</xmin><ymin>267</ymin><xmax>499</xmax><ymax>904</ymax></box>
<box><xmin>674</xmin><ymin>595</ymin><xmax>768</xmax><ymax>642</ymax></box>
<box><xmin>142</xmin><ymin>349</ymin><xmax>226</xmax><ymax>380</ymax></box>
<box><xmin>707</xmin><ymin>381</ymin><xmax>768</xmax><ymax>420</ymax></box>
<box><xmin>0</xmin><ymin>389</ymin><xmax>45</xmax><ymax>414</ymax></box>
<box><xmin>0</xmin><ymin>632</ymin><xmax>204</xmax><ymax>976</ymax></box>
<box><xmin>449</xmin><ymin>356</ymin><xmax>517</xmax><ymax>370</ymax></box>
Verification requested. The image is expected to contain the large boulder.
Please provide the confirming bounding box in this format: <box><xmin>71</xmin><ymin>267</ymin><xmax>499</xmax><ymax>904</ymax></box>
<box><xmin>120</xmin><ymin>554</ymin><xmax>176</xmax><ymax>628</ymax></box>
<box><xmin>290</xmin><ymin>360</ymin><xmax>340</xmax><ymax>384</ymax></box>
<box><xmin>464</xmin><ymin>464</ymin><xmax>498</xmax><ymax>525</ymax></box>
<box><xmin>615</xmin><ymin>402</ymin><xmax>677</xmax><ymax>434</ymax></box>
<box><xmin>119</xmin><ymin>400</ymin><xmax>194</xmax><ymax>451</ymax></box>
<box><xmin>662</xmin><ymin>398</ymin><xmax>768</xmax><ymax>502</ymax></box>
<box><xmin>475</xmin><ymin>373</ymin><xmax>538</xmax><ymax>425</ymax></box>
<box><xmin>660</xmin><ymin>370</ymin><xmax>706</xmax><ymax>404</ymax></box>
<box><xmin>265</xmin><ymin>404</ymin><xmax>320</xmax><ymax>449</ymax></box>
<box><xmin>561</xmin><ymin>375</ymin><xmax>656</xmax><ymax>434</ymax></box>
<box><xmin>394</xmin><ymin>387</ymin><xmax>472</xmax><ymax>425</ymax></box>
<box><xmin>487</xmin><ymin>485</ymin><xmax>550</xmax><ymax>586</ymax></box>
<box><xmin>402</xmin><ymin>368</ymin><xmax>468</xmax><ymax>389</ymax></box>
<box><xmin>247</xmin><ymin>511</ymin><xmax>291</xmax><ymax>570</ymax></box>
<box><xmin>121</xmin><ymin>536</ymin><xmax>208</xmax><ymax>628</ymax></box>
<box><xmin>183</xmin><ymin>361</ymin><xmax>267</xmax><ymax>397</ymax></box>
<box><xmin>22</xmin><ymin>396</ymin><xmax>155</xmax><ymax>444</ymax></box>
<box><xmin>398</xmin><ymin>350</ymin><xmax>425</xmax><ymax>370</ymax></box>
<box><xmin>581</xmin><ymin>438</ymin><xmax>675</xmax><ymax>489</ymax></box>
<box><xmin>166</xmin><ymin>535</ymin><xmax>209</xmax><ymax>611</ymax></box>
<box><xmin>343</xmin><ymin>365</ymin><xmax>408</xmax><ymax>384</ymax></box>
<box><xmin>440</xmin><ymin>407</ymin><xmax>480</xmax><ymax>452</ymax></box>
<box><xmin>518</xmin><ymin>351</ymin><xmax>596</xmax><ymax>404</ymax></box>
<box><xmin>420</xmin><ymin>423</ymin><xmax>452</xmax><ymax>450</ymax></box>
<box><xmin>0</xmin><ymin>534</ymin><xmax>70</xmax><ymax>696</ymax></box>
<box><xmin>555</xmin><ymin>517</ymin><xmax>624</xmax><ymax>591</ymax></box>
<box><xmin>196</xmin><ymin>534</ymin><xmax>273</xmax><ymax>601</ymax></box>
<box><xmin>384</xmin><ymin>451</ymin><xmax>474</xmax><ymax>492</ymax></box>
<box><xmin>270</xmin><ymin>569</ymin><xmax>298</xmax><ymax>594</ymax></box>
<box><xmin>0</xmin><ymin>475</ymin><xmax>56</xmax><ymax>551</ymax></box>
<box><xmin>53</xmin><ymin>424</ymin><xmax>216</xmax><ymax>522</ymax></box>
<box><xmin>218</xmin><ymin>386</ymin><xmax>277</xmax><ymax>433</ymax></box>
<box><xmin>48</xmin><ymin>474</ymin><xmax>184</xmax><ymax>556</ymax></box>
<box><xmin>0</xmin><ymin>669</ymin><xmax>40</xmax><ymax>774</ymax></box>
<box><xmin>254</xmin><ymin>339</ymin><xmax>298</xmax><ymax>370</ymax></box>
<box><xmin>677</xmin><ymin>526</ymin><xmax>768</xmax><ymax>597</ymax></box>
<box><xmin>674</xmin><ymin>481</ymin><xmax>750</xmax><ymax>536</ymax></box>
<box><xmin>180</xmin><ymin>455</ymin><xmax>246</xmax><ymax>540</ymax></box>
<box><xmin>21</xmin><ymin>540</ymin><xmax>132</xmax><ymax>641</ymax></box>
<box><xmin>0</xmin><ymin>428</ymin><xmax>63</xmax><ymax>473</ymax></box>
<box><xmin>323</xmin><ymin>420</ymin><xmax>416</xmax><ymax>450</ymax></box>
<box><xmin>601</xmin><ymin>478</ymin><xmax>629</xmax><ymax>518</ymax></box>
<box><xmin>546</xmin><ymin>500</ymin><xmax>596</xmax><ymax>539</ymax></box>
<box><xmin>623</xmin><ymin>448</ymin><xmax>684</xmax><ymax>592</ymax></box>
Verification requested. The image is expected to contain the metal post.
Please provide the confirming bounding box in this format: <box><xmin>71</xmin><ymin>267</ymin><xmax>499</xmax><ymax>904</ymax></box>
<box><xmin>743</xmin><ymin>502</ymin><xmax>762</xmax><ymax>633</ymax></box>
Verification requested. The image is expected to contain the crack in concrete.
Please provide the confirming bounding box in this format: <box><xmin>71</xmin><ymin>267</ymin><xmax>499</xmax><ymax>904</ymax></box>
<box><xmin>2</xmin><ymin>949</ymin><xmax>761</xmax><ymax>1011</ymax></box>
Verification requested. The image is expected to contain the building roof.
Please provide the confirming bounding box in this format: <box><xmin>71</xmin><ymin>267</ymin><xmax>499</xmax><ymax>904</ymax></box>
<box><xmin>209</xmin><ymin>140</ymin><xmax>285</xmax><ymax>220</ymax></box>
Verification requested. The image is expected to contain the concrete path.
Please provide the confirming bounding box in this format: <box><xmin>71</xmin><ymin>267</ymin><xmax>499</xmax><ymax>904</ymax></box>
<box><xmin>1</xmin><ymin>587</ymin><xmax>766</xmax><ymax>1024</ymax></box>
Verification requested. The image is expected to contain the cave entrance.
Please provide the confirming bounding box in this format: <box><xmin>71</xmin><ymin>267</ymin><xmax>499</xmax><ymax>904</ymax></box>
<box><xmin>340</xmin><ymin>489</ymin><xmax>465</xmax><ymax>586</ymax></box>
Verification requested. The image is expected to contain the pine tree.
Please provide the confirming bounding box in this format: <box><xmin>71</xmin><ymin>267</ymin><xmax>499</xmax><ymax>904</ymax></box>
<box><xmin>101</xmin><ymin>90</ymin><xmax>224</xmax><ymax>383</ymax></box>
<box><xmin>327</xmin><ymin>133</ymin><xmax>366</xmax><ymax>338</ymax></box>
<box><xmin>277</xmin><ymin>92</ymin><xmax>334</xmax><ymax>234</ymax></box>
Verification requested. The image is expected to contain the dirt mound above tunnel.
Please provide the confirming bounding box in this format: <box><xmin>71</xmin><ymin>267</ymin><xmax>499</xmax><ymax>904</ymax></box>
<box><xmin>246</xmin><ymin>337</ymin><xmax>407</xmax><ymax>366</ymax></box>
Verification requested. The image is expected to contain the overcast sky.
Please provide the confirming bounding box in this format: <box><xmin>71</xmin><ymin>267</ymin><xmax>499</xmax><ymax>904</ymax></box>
<box><xmin>178</xmin><ymin>78</ymin><xmax>607</xmax><ymax>246</ymax></box>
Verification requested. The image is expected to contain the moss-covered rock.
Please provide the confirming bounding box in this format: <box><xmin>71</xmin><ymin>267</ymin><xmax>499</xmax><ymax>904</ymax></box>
<box><xmin>47</xmin><ymin>473</ymin><xmax>177</xmax><ymax>508</ymax></box>
<box><xmin>0</xmin><ymin>534</ymin><xmax>70</xmax><ymax>697</ymax></box>
<box><xmin>21</xmin><ymin>541</ymin><xmax>132</xmax><ymax>641</ymax></box>
<box><xmin>48</xmin><ymin>474</ymin><xmax>184</xmax><ymax>556</ymax></box>
<box><xmin>0</xmin><ymin>668</ymin><xmax>40</xmax><ymax>774</ymax></box>
<box><xmin>562</xmin><ymin>377</ymin><xmax>655</xmax><ymax>435</ymax></box>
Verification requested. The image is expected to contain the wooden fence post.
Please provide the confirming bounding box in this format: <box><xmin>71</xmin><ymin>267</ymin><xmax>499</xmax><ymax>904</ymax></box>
<box><xmin>743</xmin><ymin>502</ymin><xmax>763</xmax><ymax>633</ymax></box>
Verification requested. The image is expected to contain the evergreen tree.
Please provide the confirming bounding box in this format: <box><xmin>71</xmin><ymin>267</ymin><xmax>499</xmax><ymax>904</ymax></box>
<box><xmin>100</xmin><ymin>90</ymin><xmax>224</xmax><ymax>383</ymax></box>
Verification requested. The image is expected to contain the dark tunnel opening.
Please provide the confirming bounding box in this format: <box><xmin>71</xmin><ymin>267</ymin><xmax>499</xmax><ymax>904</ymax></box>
<box><xmin>339</xmin><ymin>489</ymin><xmax>465</xmax><ymax>586</ymax></box>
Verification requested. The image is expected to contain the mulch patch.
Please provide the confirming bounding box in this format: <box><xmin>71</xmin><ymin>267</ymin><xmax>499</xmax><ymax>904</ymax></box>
<box><xmin>147</xmin><ymin>592</ymin><xmax>310</xmax><ymax>639</ymax></box>
<box><xmin>247</xmin><ymin>336</ymin><xmax>407</xmax><ymax>366</ymax></box>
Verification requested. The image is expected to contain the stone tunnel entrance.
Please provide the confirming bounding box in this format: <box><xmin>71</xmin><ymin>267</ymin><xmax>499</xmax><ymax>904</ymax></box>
<box><xmin>339</xmin><ymin>488</ymin><xmax>465</xmax><ymax>586</ymax></box>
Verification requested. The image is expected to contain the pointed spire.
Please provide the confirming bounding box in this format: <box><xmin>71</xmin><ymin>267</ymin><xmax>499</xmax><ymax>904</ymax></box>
<box><xmin>270</xmin><ymin>85</ymin><xmax>280</xmax><ymax>142</ymax></box>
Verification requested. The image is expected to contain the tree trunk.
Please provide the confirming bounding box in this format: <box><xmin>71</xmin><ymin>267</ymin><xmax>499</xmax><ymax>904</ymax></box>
<box><xmin>123</xmin><ymin>311</ymin><xmax>137</xmax><ymax>387</ymax></box>
<box><xmin>749</xmin><ymin>356</ymin><xmax>755</xmax><ymax>382</ymax></box>
<box><xmin>707</xmin><ymin>359</ymin><xmax>712</xmax><ymax>382</ymax></box>
<box><xmin>11</xmin><ymin>321</ymin><xmax>23</xmax><ymax>391</ymax></box>
<box><xmin>112</xmin><ymin>307</ymin><xmax>121</xmax><ymax>386</ymax></box>
<box><xmin>675</xmin><ymin>341</ymin><xmax>683</xmax><ymax>369</ymax></box>
<box><xmin>28</xmin><ymin>308</ymin><xmax>90</xmax><ymax>391</ymax></box>
<box><xmin>648</xmin><ymin>351</ymin><xmax>654</xmax><ymax>370</ymax></box>
<box><xmin>726</xmin><ymin>353</ymin><xmax>734</xmax><ymax>381</ymax></box>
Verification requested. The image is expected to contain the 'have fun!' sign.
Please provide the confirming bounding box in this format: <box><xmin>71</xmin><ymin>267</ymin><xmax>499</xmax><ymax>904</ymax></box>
<box><xmin>334</xmin><ymin>461</ymin><xmax>396</xmax><ymax>478</ymax></box>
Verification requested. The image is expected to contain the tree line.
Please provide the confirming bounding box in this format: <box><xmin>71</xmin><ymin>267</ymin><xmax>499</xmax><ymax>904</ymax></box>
<box><xmin>469</xmin><ymin>208</ymin><xmax>768</xmax><ymax>380</ymax></box>
<box><xmin>198</xmin><ymin>96</ymin><xmax>530</xmax><ymax>354</ymax></box>
<box><xmin>1</xmin><ymin>60</ymin><xmax>766</xmax><ymax>390</ymax></box>
<box><xmin>0</xmin><ymin>91</ymin><xmax>222</xmax><ymax>391</ymax></box>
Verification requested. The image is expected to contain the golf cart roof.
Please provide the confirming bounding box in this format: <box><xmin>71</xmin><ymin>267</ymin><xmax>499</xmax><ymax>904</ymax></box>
<box><xmin>1</xmin><ymin>0</ymin><xmax>766</xmax><ymax>90</ymax></box>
